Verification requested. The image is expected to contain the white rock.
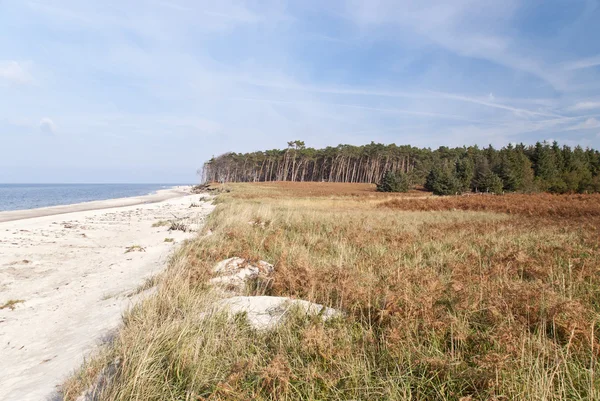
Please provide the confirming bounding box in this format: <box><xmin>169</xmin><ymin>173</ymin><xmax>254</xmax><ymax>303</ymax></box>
<box><xmin>212</xmin><ymin>296</ymin><xmax>340</xmax><ymax>329</ymax></box>
<box><xmin>210</xmin><ymin>257</ymin><xmax>274</xmax><ymax>291</ymax></box>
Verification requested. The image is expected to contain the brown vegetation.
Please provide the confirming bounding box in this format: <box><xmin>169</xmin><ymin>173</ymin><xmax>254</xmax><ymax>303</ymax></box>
<box><xmin>64</xmin><ymin>182</ymin><xmax>600</xmax><ymax>401</ymax></box>
<box><xmin>218</xmin><ymin>181</ymin><xmax>430</xmax><ymax>199</ymax></box>
<box><xmin>382</xmin><ymin>192</ymin><xmax>600</xmax><ymax>219</ymax></box>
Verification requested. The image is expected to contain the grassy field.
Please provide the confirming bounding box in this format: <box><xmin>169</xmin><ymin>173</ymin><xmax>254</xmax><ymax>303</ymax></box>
<box><xmin>63</xmin><ymin>183</ymin><xmax>600</xmax><ymax>400</ymax></box>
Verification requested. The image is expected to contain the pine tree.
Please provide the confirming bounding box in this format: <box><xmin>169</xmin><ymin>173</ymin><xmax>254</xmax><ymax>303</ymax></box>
<box><xmin>455</xmin><ymin>157</ymin><xmax>474</xmax><ymax>192</ymax></box>
<box><xmin>495</xmin><ymin>147</ymin><xmax>534</xmax><ymax>192</ymax></box>
<box><xmin>426</xmin><ymin>165</ymin><xmax>462</xmax><ymax>195</ymax></box>
<box><xmin>377</xmin><ymin>171</ymin><xmax>410</xmax><ymax>192</ymax></box>
<box><xmin>479</xmin><ymin>171</ymin><xmax>504</xmax><ymax>194</ymax></box>
<box><xmin>201</xmin><ymin>140</ymin><xmax>600</xmax><ymax>194</ymax></box>
<box><xmin>532</xmin><ymin>142</ymin><xmax>565</xmax><ymax>192</ymax></box>
<box><xmin>473</xmin><ymin>157</ymin><xmax>491</xmax><ymax>192</ymax></box>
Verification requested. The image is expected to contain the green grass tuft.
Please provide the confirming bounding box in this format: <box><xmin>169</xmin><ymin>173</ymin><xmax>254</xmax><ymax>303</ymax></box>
<box><xmin>0</xmin><ymin>299</ymin><xmax>24</xmax><ymax>310</ymax></box>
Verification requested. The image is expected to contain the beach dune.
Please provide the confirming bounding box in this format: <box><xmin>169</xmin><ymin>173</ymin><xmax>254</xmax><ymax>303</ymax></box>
<box><xmin>0</xmin><ymin>188</ymin><xmax>213</xmax><ymax>401</ymax></box>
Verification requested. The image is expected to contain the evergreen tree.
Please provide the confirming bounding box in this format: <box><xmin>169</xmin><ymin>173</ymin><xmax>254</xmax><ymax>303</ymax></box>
<box><xmin>425</xmin><ymin>166</ymin><xmax>441</xmax><ymax>192</ymax></box>
<box><xmin>201</xmin><ymin>140</ymin><xmax>600</xmax><ymax>194</ymax></box>
<box><xmin>426</xmin><ymin>165</ymin><xmax>462</xmax><ymax>195</ymax></box>
<box><xmin>479</xmin><ymin>171</ymin><xmax>504</xmax><ymax>194</ymax></box>
<box><xmin>495</xmin><ymin>147</ymin><xmax>535</xmax><ymax>192</ymax></box>
<box><xmin>561</xmin><ymin>146</ymin><xmax>593</xmax><ymax>193</ymax></box>
<box><xmin>532</xmin><ymin>141</ymin><xmax>566</xmax><ymax>192</ymax></box>
<box><xmin>473</xmin><ymin>157</ymin><xmax>491</xmax><ymax>192</ymax></box>
<box><xmin>377</xmin><ymin>170</ymin><xmax>411</xmax><ymax>192</ymax></box>
<box><xmin>455</xmin><ymin>157</ymin><xmax>474</xmax><ymax>192</ymax></box>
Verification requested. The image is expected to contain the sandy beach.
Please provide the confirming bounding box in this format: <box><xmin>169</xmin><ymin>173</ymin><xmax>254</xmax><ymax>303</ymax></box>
<box><xmin>0</xmin><ymin>188</ymin><xmax>214</xmax><ymax>401</ymax></box>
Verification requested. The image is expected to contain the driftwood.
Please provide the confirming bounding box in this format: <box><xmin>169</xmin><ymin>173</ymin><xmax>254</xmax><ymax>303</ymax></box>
<box><xmin>191</xmin><ymin>183</ymin><xmax>230</xmax><ymax>194</ymax></box>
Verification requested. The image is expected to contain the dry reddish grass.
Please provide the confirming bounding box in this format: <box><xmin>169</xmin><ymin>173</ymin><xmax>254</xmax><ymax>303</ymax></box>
<box><xmin>215</xmin><ymin>181</ymin><xmax>431</xmax><ymax>199</ymax></box>
<box><xmin>381</xmin><ymin>192</ymin><xmax>600</xmax><ymax>218</ymax></box>
<box><xmin>180</xmin><ymin>184</ymin><xmax>600</xmax><ymax>398</ymax></box>
<box><xmin>243</xmin><ymin>181</ymin><xmax>380</xmax><ymax>196</ymax></box>
<box><xmin>68</xmin><ymin>182</ymin><xmax>600</xmax><ymax>401</ymax></box>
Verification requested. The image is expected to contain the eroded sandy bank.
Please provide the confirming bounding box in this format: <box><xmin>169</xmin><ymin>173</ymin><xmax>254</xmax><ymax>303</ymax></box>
<box><xmin>0</xmin><ymin>190</ymin><xmax>213</xmax><ymax>401</ymax></box>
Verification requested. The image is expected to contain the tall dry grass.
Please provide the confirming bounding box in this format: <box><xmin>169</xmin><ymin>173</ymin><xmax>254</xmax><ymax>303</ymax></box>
<box><xmin>62</xmin><ymin>183</ymin><xmax>600</xmax><ymax>401</ymax></box>
<box><xmin>381</xmin><ymin>193</ymin><xmax>600</xmax><ymax>218</ymax></box>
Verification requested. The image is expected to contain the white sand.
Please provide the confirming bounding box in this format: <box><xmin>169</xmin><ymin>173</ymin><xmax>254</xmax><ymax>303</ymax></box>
<box><xmin>0</xmin><ymin>188</ymin><xmax>214</xmax><ymax>401</ymax></box>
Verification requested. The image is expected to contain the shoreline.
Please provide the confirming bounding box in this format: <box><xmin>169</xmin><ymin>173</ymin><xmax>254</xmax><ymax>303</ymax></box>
<box><xmin>0</xmin><ymin>190</ymin><xmax>213</xmax><ymax>401</ymax></box>
<box><xmin>0</xmin><ymin>186</ymin><xmax>192</xmax><ymax>223</ymax></box>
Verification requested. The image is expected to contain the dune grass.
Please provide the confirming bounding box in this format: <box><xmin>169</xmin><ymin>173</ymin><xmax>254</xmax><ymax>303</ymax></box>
<box><xmin>124</xmin><ymin>245</ymin><xmax>146</xmax><ymax>254</ymax></box>
<box><xmin>0</xmin><ymin>299</ymin><xmax>24</xmax><ymax>310</ymax></box>
<box><xmin>62</xmin><ymin>182</ymin><xmax>600</xmax><ymax>400</ymax></box>
<box><xmin>152</xmin><ymin>220</ymin><xmax>171</xmax><ymax>227</ymax></box>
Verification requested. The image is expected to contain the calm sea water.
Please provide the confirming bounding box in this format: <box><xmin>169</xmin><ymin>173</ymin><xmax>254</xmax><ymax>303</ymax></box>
<box><xmin>0</xmin><ymin>184</ymin><xmax>182</xmax><ymax>212</ymax></box>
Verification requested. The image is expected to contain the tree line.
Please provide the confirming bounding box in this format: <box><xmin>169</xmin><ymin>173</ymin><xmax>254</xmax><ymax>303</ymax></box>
<box><xmin>201</xmin><ymin>140</ymin><xmax>600</xmax><ymax>194</ymax></box>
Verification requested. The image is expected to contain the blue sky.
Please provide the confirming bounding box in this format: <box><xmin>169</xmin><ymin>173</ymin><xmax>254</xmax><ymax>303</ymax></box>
<box><xmin>1</xmin><ymin>0</ymin><xmax>600</xmax><ymax>183</ymax></box>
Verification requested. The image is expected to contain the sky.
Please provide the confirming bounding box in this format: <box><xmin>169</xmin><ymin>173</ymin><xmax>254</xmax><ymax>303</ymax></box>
<box><xmin>1</xmin><ymin>0</ymin><xmax>600</xmax><ymax>183</ymax></box>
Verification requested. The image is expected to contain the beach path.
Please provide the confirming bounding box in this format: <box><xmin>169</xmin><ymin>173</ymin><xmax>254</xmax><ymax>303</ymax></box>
<box><xmin>0</xmin><ymin>190</ymin><xmax>213</xmax><ymax>401</ymax></box>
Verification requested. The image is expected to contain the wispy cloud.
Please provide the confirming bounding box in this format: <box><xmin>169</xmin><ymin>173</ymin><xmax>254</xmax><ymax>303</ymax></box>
<box><xmin>243</xmin><ymin>80</ymin><xmax>419</xmax><ymax>98</ymax></box>
<box><xmin>39</xmin><ymin>118</ymin><xmax>57</xmax><ymax>135</ymax></box>
<box><xmin>428</xmin><ymin>91</ymin><xmax>563</xmax><ymax>118</ymax></box>
<box><xmin>2</xmin><ymin>0</ymin><xmax>600</xmax><ymax>182</ymax></box>
<box><xmin>244</xmin><ymin>79</ymin><xmax>560</xmax><ymax>119</ymax></box>
<box><xmin>567</xmin><ymin>101</ymin><xmax>600</xmax><ymax>111</ymax></box>
<box><xmin>338</xmin><ymin>0</ymin><xmax>569</xmax><ymax>90</ymax></box>
<box><xmin>566</xmin><ymin>117</ymin><xmax>600</xmax><ymax>131</ymax></box>
<box><xmin>26</xmin><ymin>0</ymin><xmax>264</xmax><ymax>37</ymax></box>
<box><xmin>232</xmin><ymin>96</ymin><xmax>481</xmax><ymax>122</ymax></box>
<box><xmin>0</xmin><ymin>61</ymin><xmax>33</xmax><ymax>85</ymax></box>
<box><xmin>155</xmin><ymin>0</ymin><xmax>263</xmax><ymax>23</ymax></box>
<box><xmin>563</xmin><ymin>55</ymin><xmax>600</xmax><ymax>71</ymax></box>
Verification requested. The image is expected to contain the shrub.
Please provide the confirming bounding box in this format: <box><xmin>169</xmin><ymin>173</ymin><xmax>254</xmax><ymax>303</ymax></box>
<box><xmin>376</xmin><ymin>171</ymin><xmax>411</xmax><ymax>193</ymax></box>
<box><xmin>426</xmin><ymin>166</ymin><xmax>462</xmax><ymax>195</ymax></box>
<box><xmin>478</xmin><ymin>171</ymin><xmax>504</xmax><ymax>194</ymax></box>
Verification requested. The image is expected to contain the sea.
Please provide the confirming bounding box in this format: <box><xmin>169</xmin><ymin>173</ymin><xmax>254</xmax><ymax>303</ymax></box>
<box><xmin>0</xmin><ymin>184</ymin><xmax>183</xmax><ymax>212</ymax></box>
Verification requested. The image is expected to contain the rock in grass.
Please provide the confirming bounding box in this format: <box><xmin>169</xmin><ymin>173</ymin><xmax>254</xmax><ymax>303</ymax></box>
<box><xmin>213</xmin><ymin>296</ymin><xmax>340</xmax><ymax>329</ymax></box>
<box><xmin>208</xmin><ymin>260</ymin><xmax>339</xmax><ymax>329</ymax></box>
<box><xmin>210</xmin><ymin>257</ymin><xmax>274</xmax><ymax>291</ymax></box>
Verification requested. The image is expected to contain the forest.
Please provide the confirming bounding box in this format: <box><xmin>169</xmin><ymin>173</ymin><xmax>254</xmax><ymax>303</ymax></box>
<box><xmin>201</xmin><ymin>140</ymin><xmax>600</xmax><ymax>194</ymax></box>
